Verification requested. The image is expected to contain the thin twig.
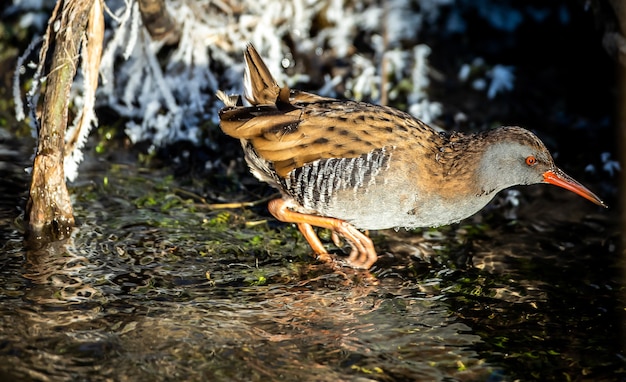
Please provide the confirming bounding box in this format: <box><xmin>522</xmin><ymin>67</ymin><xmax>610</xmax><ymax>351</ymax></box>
<box><xmin>173</xmin><ymin>187</ymin><xmax>279</xmax><ymax>210</ymax></box>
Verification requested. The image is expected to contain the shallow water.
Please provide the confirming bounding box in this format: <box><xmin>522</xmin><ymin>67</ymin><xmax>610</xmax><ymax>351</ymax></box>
<box><xmin>0</xmin><ymin>136</ymin><xmax>623</xmax><ymax>381</ymax></box>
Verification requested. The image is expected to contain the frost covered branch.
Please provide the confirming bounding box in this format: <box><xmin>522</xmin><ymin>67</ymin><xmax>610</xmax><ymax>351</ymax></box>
<box><xmin>17</xmin><ymin>0</ymin><xmax>451</xmax><ymax>183</ymax></box>
<box><xmin>99</xmin><ymin>0</ymin><xmax>447</xmax><ymax>150</ymax></box>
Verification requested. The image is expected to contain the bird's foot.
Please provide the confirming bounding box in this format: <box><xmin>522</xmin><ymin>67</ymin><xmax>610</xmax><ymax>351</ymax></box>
<box><xmin>331</xmin><ymin>231</ymin><xmax>343</xmax><ymax>247</ymax></box>
<box><xmin>268</xmin><ymin>198</ymin><xmax>379</xmax><ymax>269</ymax></box>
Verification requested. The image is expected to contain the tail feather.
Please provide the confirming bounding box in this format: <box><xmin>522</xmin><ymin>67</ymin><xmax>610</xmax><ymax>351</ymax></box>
<box><xmin>243</xmin><ymin>44</ymin><xmax>290</xmax><ymax>105</ymax></box>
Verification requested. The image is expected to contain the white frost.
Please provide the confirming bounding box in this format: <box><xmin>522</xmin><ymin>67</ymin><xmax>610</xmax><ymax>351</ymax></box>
<box><xmin>487</xmin><ymin>65</ymin><xmax>515</xmax><ymax>99</ymax></box>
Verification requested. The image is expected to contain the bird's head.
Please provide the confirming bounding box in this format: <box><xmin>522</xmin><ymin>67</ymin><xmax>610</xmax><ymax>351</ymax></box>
<box><xmin>477</xmin><ymin>126</ymin><xmax>606</xmax><ymax>207</ymax></box>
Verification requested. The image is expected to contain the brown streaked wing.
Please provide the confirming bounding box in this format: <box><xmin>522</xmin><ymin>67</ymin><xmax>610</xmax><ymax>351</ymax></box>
<box><xmin>248</xmin><ymin>102</ymin><xmax>423</xmax><ymax>177</ymax></box>
<box><xmin>219</xmin><ymin>106</ymin><xmax>302</xmax><ymax>140</ymax></box>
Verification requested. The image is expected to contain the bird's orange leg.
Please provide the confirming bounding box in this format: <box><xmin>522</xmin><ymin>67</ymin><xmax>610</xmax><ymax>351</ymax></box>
<box><xmin>295</xmin><ymin>222</ymin><xmax>334</xmax><ymax>264</ymax></box>
<box><xmin>268</xmin><ymin>198</ymin><xmax>377</xmax><ymax>269</ymax></box>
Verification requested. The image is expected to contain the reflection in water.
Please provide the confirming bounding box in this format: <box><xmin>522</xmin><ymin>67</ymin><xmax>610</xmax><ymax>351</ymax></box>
<box><xmin>0</xmin><ymin>163</ymin><xmax>621</xmax><ymax>381</ymax></box>
<box><xmin>3</xmin><ymin>236</ymin><xmax>106</xmax><ymax>381</ymax></box>
<box><xmin>0</xmin><ymin>189</ymin><xmax>493</xmax><ymax>381</ymax></box>
<box><xmin>24</xmin><ymin>235</ymin><xmax>99</xmax><ymax>304</ymax></box>
<box><xmin>101</xmin><ymin>288</ymin><xmax>486</xmax><ymax>381</ymax></box>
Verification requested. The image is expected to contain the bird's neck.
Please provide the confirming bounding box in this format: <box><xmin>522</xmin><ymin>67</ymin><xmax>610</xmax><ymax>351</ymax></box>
<box><xmin>439</xmin><ymin>131</ymin><xmax>513</xmax><ymax>199</ymax></box>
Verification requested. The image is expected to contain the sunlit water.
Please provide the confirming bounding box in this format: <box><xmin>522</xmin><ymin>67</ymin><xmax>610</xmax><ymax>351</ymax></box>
<box><xmin>0</xmin><ymin>137</ymin><xmax>623</xmax><ymax>381</ymax></box>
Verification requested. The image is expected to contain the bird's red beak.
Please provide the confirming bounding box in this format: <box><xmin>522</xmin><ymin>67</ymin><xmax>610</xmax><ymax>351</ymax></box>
<box><xmin>543</xmin><ymin>169</ymin><xmax>607</xmax><ymax>208</ymax></box>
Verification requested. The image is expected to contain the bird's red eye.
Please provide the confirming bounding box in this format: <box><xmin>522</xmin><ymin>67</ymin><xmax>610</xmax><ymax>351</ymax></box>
<box><xmin>525</xmin><ymin>156</ymin><xmax>537</xmax><ymax>166</ymax></box>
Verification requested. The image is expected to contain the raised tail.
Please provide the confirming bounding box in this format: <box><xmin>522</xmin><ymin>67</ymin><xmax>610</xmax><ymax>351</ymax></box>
<box><xmin>217</xmin><ymin>44</ymin><xmax>299</xmax><ymax>141</ymax></box>
<box><xmin>243</xmin><ymin>44</ymin><xmax>290</xmax><ymax>105</ymax></box>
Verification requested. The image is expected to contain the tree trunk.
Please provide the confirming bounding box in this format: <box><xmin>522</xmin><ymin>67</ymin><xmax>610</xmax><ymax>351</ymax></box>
<box><xmin>26</xmin><ymin>0</ymin><xmax>95</xmax><ymax>245</ymax></box>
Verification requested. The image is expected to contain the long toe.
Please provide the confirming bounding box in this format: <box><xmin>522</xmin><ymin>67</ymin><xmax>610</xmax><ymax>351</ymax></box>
<box><xmin>331</xmin><ymin>231</ymin><xmax>343</xmax><ymax>248</ymax></box>
<box><xmin>338</xmin><ymin>223</ymin><xmax>377</xmax><ymax>269</ymax></box>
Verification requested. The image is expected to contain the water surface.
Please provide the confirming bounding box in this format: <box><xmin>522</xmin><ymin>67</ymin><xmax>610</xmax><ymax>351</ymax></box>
<box><xmin>0</xmin><ymin>136</ymin><xmax>622</xmax><ymax>381</ymax></box>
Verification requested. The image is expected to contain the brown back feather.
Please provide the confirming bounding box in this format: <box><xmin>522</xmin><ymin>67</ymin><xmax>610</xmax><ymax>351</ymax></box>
<box><xmin>219</xmin><ymin>44</ymin><xmax>438</xmax><ymax>177</ymax></box>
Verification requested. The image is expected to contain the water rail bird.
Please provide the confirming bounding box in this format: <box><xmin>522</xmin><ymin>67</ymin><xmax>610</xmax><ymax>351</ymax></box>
<box><xmin>217</xmin><ymin>44</ymin><xmax>606</xmax><ymax>269</ymax></box>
